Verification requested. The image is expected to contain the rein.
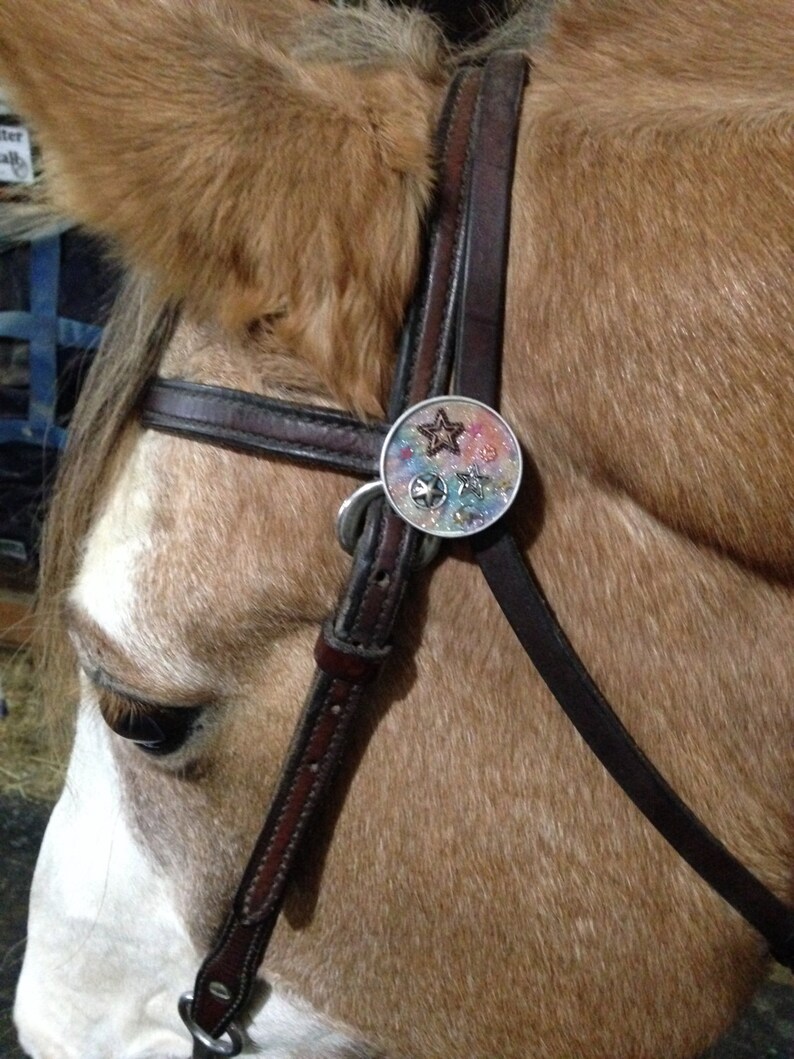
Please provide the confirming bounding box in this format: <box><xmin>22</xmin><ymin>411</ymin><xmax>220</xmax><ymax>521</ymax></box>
<box><xmin>141</xmin><ymin>52</ymin><xmax>794</xmax><ymax>1057</ymax></box>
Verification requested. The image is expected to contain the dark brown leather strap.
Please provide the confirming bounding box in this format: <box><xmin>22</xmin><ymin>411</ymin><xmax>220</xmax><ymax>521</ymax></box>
<box><xmin>185</xmin><ymin>59</ymin><xmax>502</xmax><ymax>1044</ymax></box>
<box><xmin>453</xmin><ymin>55</ymin><xmax>794</xmax><ymax>972</ymax></box>
<box><xmin>473</xmin><ymin>533</ymin><xmax>794</xmax><ymax>969</ymax></box>
<box><xmin>387</xmin><ymin>60</ymin><xmax>483</xmax><ymax>415</ymax></box>
<box><xmin>141</xmin><ymin>379</ymin><xmax>385</xmax><ymax>478</ymax></box>
<box><xmin>453</xmin><ymin>50</ymin><xmax>524</xmax><ymax>401</ymax></box>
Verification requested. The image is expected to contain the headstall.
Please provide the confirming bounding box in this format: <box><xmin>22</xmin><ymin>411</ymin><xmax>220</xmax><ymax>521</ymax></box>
<box><xmin>140</xmin><ymin>52</ymin><xmax>794</xmax><ymax>1058</ymax></box>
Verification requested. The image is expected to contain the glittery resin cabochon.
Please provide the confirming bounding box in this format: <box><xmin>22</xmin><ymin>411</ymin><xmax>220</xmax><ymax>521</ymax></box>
<box><xmin>380</xmin><ymin>396</ymin><xmax>523</xmax><ymax>538</ymax></box>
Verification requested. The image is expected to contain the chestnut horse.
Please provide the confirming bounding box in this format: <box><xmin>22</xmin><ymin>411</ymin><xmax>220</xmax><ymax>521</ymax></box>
<box><xmin>1</xmin><ymin>0</ymin><xmax>791</xmax><ymax>1056</ymax></box>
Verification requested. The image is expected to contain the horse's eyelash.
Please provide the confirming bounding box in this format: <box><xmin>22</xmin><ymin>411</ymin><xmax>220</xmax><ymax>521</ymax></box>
<box><xmin>82</xmin><ymin>664</ymin><xmax>182</xmax><ymax>720</ymax></box>
<box><xmin>97</xmin><ymin>686</ymin><xmax>149</xmax><ymax>727</ymax></box>
<box><xmin>94</xmin><ymin>685</ymin><xmax>205</xmax><ymax>752</ymax></box>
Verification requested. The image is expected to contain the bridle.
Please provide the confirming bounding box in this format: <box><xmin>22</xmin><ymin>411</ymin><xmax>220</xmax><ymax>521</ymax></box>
<box><xmin>140</xmin><ymin>52</ymin><xmax>794</xmax><ymax>1058</ymax></box>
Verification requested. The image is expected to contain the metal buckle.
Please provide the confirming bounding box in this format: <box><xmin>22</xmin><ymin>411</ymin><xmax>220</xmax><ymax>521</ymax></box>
<box><xmin>336</xmin><ymin>479</ymin><xmax>440</xmax><ymax>570</ymax></box>
<box><xmin>178</xmin><ymin>993</ymin><xmax>244</xmax><ymax>1059</ymax></box>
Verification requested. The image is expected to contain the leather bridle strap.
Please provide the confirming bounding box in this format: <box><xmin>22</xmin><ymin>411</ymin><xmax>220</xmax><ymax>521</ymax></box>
<box><xmin>475</xmin><ymin>532</ymin><xmax>794</xmax><ymax>970</ymax></box>
<box><xmin>142</xmin><ymin>380</ymin><xmax>384</xmax><ymax>478</ymax></box>
<box><xmin>452</xmin><ymin>54</ymin><xmax>794</xmax><ymax>970</ymax></box>
<box><xmin>173</xmin><ymin>58</ymin><xmax>519</xmax><ymax>1050</ymax></box>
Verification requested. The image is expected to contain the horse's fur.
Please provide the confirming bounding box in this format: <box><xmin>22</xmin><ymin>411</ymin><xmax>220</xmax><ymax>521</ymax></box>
<box><xmin>1</xmin><ymin>1</ymin><xmax>791</xmax><ymax>1056</ymax></box>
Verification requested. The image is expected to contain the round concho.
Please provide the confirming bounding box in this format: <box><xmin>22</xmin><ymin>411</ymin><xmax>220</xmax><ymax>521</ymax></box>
<box><xmin>380</xmin><ymin>396</ymin><xmax>522</xmax><ymax>538</ymax></box>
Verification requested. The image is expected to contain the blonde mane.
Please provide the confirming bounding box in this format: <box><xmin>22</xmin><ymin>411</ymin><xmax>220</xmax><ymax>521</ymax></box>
<box><xmin>36</xmin><ymin>278</ymin><xmax>176</xmax><ymax>729</ymax></box>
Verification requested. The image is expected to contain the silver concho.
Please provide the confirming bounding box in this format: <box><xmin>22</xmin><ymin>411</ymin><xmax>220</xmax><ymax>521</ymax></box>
<box><xmin>380</xmin><ymin>396</ymin><xmax>522</xmax><ymax>538</ymax></box>
<box><xmin>409</xmin><ymin>473</ymin><xmax>448</xmax><ymax>510</ymax></box>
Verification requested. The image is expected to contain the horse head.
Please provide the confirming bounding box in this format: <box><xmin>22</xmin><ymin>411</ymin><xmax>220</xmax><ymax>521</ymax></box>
<box><xmin>0</xmin><ymin>1</ymin><xmax>790</xmax><ymax>1056</ymax></box>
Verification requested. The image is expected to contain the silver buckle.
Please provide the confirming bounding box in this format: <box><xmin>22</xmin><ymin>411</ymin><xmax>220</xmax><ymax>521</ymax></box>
<box><xmin>179</xmin><ymin>993</ymin><xmax>244</xmax><ymax>1058</ymax></box>
<box><xmin>336</xmin><ymin>479</ymin><xmax>440</xmax><ymax>570</ymax></box>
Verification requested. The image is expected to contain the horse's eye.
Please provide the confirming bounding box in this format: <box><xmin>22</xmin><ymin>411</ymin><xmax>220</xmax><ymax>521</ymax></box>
<box><xmin>100</xmin><ymin>691</ymin><xmax>203</xmax><ymax>756</ymax></box>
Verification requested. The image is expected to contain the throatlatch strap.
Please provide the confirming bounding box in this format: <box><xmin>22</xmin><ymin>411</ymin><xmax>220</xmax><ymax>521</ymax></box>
<box><xmin>453</xmin><ymin>51</ymin><xmax>794</xmax><ymax>971</ymax></box>
<box><xmin>474</xmin><ymin>534</ymin><xmax>794</xmax><ymax>969</ymax></box>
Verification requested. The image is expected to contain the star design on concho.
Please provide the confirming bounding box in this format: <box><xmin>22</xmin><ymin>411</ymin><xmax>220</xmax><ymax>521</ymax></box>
<box><xmin>416</xmin><ymin>408</ymin><xmax>465</xmax><ymax>457</ymax></box>
<box><xmin>456</xmin><ymin>463</ymin><xmax>489</xmax><ymax>500</ymax></box>
<box><xmin>409</xmin><ymin>473</ymin><xmax>448</xmax><ymax>510</ymax></box>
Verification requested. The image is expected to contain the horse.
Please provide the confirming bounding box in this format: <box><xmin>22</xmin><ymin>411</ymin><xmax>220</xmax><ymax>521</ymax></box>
<box><xmin>0</xmin><ymin>0</ymin><xmax>791</xmax><ymax>1056</ymax></box>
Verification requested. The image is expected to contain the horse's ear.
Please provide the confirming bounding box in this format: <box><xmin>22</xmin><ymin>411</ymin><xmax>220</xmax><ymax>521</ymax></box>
<box><xmin>0</xmin><ymin>0</ymin><xmax>442</xmax><ymax>411</ymax></box>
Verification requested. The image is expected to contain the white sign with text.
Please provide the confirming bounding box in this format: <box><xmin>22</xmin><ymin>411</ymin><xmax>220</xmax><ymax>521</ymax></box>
<box><xmin>0</xmin><ymin>124</ymin><xmax>33</xmax><ymax>184</ymax></box>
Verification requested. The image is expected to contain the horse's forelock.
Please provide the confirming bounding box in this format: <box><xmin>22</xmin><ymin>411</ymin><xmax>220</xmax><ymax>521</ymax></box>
<box><xmin>35</xmin><ymin>276</ymin><xmax>176</xmax><ymax>742</ymax></box>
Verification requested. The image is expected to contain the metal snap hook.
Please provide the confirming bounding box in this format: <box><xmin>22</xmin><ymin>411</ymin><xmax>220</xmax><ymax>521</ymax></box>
<box><xmin>179</xmin><ymin>992</ymin><xmax>244</xmax><ymax>1059</ymax></box>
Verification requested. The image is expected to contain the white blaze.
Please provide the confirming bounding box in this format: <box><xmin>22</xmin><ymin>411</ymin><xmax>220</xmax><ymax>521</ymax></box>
<box><xmin>15</xmin><ymin>709</ymin><xmax>363</xmax><ymax>1059</ymax></box>
<box><xmin>14</xmin><ymin>707</ymin><xmax>199</xmax><ymax>1059</ymax></box>
<box><xmin>70</xmin><ymin>431</ymin><xmax>159</xmax><ymax>648</ymax></box>
<box><xmin>15</xmin><ymin>432</ymin><xmax>364</xmax><ymax>1058</ymax></box>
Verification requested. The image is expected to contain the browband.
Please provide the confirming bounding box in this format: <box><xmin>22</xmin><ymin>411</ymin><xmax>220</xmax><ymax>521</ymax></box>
<box><xmin>143</xmin><ymin>379</ymin><xmax>384</xmax><ymax>479</ymax></box>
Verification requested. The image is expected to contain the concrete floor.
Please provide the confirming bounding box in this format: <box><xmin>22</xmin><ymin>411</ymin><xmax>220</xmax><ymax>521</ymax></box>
<box><xmin>0</xmin><ymin>796</ymin><xmax>49</xmax><ymax>1059</ymax></box>
<box><xmin>0</xmin><ymin>793</ymin><xmax>791</xmax><ymax>1058</ymax></box>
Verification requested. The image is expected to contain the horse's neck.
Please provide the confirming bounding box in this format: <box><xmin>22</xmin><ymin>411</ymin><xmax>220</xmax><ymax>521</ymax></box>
<box><xmin>486</xmin><ymin>13</ymin><xmax>793</xmax><ymax>854</ymax></box>
<box><xmin>500</xmin><ymin>44</ymin><xmax>793</xmax><ymax>577</ymax></box>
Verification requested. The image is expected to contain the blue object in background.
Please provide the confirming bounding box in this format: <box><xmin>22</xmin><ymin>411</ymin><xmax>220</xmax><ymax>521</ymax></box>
<box><xmin>0</xmin><ymin>235</ymin><xmax>103</xmax><ymax>450</ymax></box>
<box><xmin>0</xmin><ymin>228</ymin><xmax>120</xmax><ymax>576</ymax></box>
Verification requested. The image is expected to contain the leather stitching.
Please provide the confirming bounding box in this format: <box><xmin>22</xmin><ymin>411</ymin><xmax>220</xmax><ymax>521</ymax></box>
<box><xmin>186</xmin><ymin>56</ymin><xmax>529</xmax><ymax>1043</ymax></box>
<box><xmin>239</xmin><ymin>679</ymin><xmax>362</xmax><ymax>925</ymax></box>
<box><xmin>155</xmin><ymin>418</ymin><xmax>378</xmax><ymax>459</ymax></box>
<box><xmin>149</xmin><ymin>382</ymin><xmax>387</xmax><ymax>435</ymax></box>
<box><xmin>404</xmin><ymin>70</ymin><xmax>475</xmax><ymax>404</ymax></box>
